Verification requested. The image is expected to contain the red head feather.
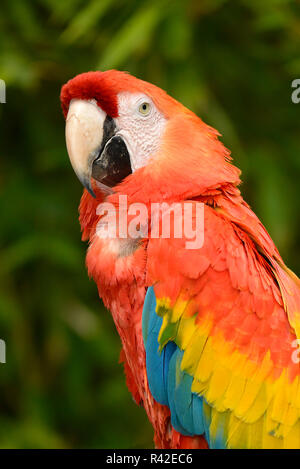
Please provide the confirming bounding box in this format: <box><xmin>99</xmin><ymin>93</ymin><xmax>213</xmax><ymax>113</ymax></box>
<box><xmin>61</xmin><ymin>70</ymin><xmax>241</xmax><ymax>206</ymax></box>
<box><xmin>60</xmin><ymin>70</ymin><xmax>183</xmax><ymax>119</ymax></box>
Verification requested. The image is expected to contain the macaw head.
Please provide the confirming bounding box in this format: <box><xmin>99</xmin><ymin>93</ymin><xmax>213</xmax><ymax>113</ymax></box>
<box><xmin>61</xmin><ymin>71</ymin><xmax>240</xmax><ymax>202</ymax></box>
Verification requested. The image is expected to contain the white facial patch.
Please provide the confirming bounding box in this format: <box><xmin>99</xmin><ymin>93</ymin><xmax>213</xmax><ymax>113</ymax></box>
<box><xmin>114</xmin><ymin>92</ymin><xmax>167</xmax><ymax>172</ymax></box>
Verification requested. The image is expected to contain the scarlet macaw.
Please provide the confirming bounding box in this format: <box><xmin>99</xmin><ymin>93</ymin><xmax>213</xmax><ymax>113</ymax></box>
<box><xmin>60</xmin><ymin>71</ymin><xmax>300</xmax><ymax>449</ymax></box>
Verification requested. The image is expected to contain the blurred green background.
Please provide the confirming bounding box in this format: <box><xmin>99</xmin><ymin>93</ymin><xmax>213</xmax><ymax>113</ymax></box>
<box><xmin>0</xmin><ymin>0</ymin><xmax>299</xmax><ymax>449</ymax></box>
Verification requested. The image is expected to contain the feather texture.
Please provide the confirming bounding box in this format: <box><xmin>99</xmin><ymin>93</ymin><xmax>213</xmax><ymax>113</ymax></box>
<box><xmin>144</xmin><ymin>203</ymin><xmax>300</xmax><ymax>448</ymax></box>
<box><xmin>60</xmin><ymin>70</ymin><xmax>300</xmax><ymax>449</ymax></box>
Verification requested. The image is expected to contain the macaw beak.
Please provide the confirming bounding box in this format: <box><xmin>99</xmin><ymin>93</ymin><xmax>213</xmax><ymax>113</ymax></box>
<box><xmin>65</xmin><ymin>99</ymin><xmax>132</xmax><ymax>197</ymax></box>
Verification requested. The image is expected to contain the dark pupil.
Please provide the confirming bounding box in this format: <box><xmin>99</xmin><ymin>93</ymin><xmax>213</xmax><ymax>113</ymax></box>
<box><xmin>142</xmin><ymin>104</ymin><xmax>147</xmax><ymax>110</ymax></box>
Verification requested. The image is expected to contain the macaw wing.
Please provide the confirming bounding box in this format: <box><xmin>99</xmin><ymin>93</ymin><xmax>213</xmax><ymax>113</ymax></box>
<box><xmin>142</xmin><ymin>203</ymin><xmax>300</xmax><ymax>449</ymax></box>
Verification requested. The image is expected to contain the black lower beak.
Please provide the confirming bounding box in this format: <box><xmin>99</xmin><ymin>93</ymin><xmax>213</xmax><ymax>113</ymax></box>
<box><xmin>92</xmin><ymin>135</ymin><xmax>132</xmax><ymax>188</ymax></box>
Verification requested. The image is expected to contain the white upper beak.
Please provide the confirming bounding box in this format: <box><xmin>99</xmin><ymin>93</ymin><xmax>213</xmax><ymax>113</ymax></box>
<box><xmin>65</xmin><ymin>99</ymin><xmax>107</xmax><ymax>195</ymax></box>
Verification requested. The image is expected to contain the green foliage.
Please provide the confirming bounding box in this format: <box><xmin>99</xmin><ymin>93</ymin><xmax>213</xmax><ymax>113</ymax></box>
<box><xmin>0</xmin><ymin>0</ymin><xmax>299</xmax><ymax>448</ymax></box>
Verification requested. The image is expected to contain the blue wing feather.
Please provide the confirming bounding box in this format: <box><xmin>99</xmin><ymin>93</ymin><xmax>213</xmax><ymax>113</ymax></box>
<box><xmin>142</xmin><ymin>287</ymin><xmax>215</xmax><ymax>443</ymax></box>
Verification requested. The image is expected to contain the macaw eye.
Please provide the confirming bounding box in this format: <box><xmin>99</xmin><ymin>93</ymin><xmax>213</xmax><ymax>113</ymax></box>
<box><xmin>138</xmin><ymin>102</ymin><xmax>151</xmax><ymax>116</ymax></box>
